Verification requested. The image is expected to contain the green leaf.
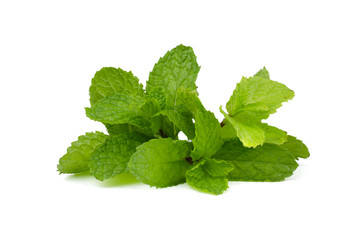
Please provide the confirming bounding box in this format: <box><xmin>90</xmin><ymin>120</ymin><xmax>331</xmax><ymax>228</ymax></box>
<box><xmin>58</xmin><ymin>132</ymin><xmax>108</xmax><ymax>174</ymax></box>
<box><xmin>146</xmin><ymin>86</ymin><xmax>166</xmax><ymax>109</ymax></box>
<box><xmin>279</xmin><ymin>135</ymin><xmax>310</xmax><ymax>159</ymax></box>
<box><xmin>152</xmin><ymin>108</ymin><xmax>195</xmax><ymax>140</ymax></box>
<box><xmin>89</xmin><ymin>132</ymin><xmax>150</xmax><ymax>181</ymax></box>
<box><xmin>221</xmin><ymin>69</ymin><xmax>294</xmax><ymax>147</ymax></box>
<box><xmin>104</xmin><ymin>123</ymin><xmax>142</xmax><ymax>136</ymax></box>
<box><xmin>150</xmin><ymin>114</ymin><xmax>180</xmax><ymax>139</ymax></box>
<box><xmin>261</xmin><ymin>124</ymin><xmax>288</xmax><ymax>145</ymax></box>
<box><xmin>139</xmin><ymin>98</ymin><xmax>161</xmax><ymax>120</ymax></box>
<box><xmin>213</xmin><ymin>135</ymin><xmax>308</xmax><ymax>181</ymax></box>
<box><xmin>254</xmin><ymin>66</ymin><xmax>270</xmax><ymax>79</ymax></box>
<box><xmin>177</xmin><ymin>88</ymin><xmax>223</xmax><ymax>160</ymax></box>
<box><xmin>220</xmin><ymin>107</ymin><xmax>265</xmax><ymax>148</ymax></box>
<box><xmin>226</xmin><ymin>74</ymin><xmax>294</xmax><ymax>117</ymax></box>
<box><xmin>176</xmin><ymin>88</ymin><xmax>204</xmax><ymax>116</ymax></box>
<box><xmin>89</xmin><ymin>67</ymin><xmax>144</xmax><ymax>105</ymax></box>
<box><xmin>221</xmin><ymin>112</ymin><xmax>288</xmax><ymax>146</ymax></box>
<box><xmin>128</xmin><ymin>138</ymin><xmax>193</xmax><ymax>188</ymax></box>
<box><xmin>191</xmin><ymin>110</ymin><xmax>223</xmax><ymax>161</ymax></box>
<box><xmin>186</xmin><ymin>158</ymin><xmax>234</xmax><ymax>195</ymax></box>
<box><xmin>85</xmin><ymin>93</ymin><xmax>151</xmax><ymax>133</ymax></box>
<box><xmin>146</xmin><ymin>45</ymin><xmax>200</xmax><ymax>108</ymax></box>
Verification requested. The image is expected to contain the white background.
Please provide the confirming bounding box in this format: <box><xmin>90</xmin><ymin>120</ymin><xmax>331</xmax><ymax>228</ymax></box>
<box><xmin>1</xmin><ymin>0</ymin><xmax>362</xmax><ymax>239</ymax></box>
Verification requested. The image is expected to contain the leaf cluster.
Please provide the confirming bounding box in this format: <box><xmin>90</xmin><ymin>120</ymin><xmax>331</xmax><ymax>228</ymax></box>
<box><xmin>58</xmin><ymin>45</ymin><xmax>310</xmax><ymax>194</ymax></box>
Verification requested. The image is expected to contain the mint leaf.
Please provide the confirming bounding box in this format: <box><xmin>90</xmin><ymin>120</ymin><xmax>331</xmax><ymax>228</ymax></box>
<box><xmin>253</xmin><ymin>66</ymin><xmax>270</xmax><ymax>79</ymax></box>
<box><xmin>191</xmin><ymin>110</ymin><xmax>223</xmax><ymax>161</ymax></box>
<box><xmin>146</xmin><ymin>45</ymin><xmax>200</xmax><ymax>108</ymax></box>
<box><xmin>89</xmin><ymin>67</ymin><xmax>144</xmax><ymax>105</ymax></box>
<box><xmin>85</xmin><ymin>93</ymin><xmax>151</xmax><ymax>133</ymax></box>
<box><xmin>177</xmin><ymin>89</ymin><xmax>223</xmax><ymax>160</ymax></box>
<box><xmin>128</xmin><ymin>138</ymin><xmax>192</xmax><ymax>188</ymax></box>
<box><xmin>89</xmin><ymin>132</ymin><xmax>150</xmax><ymax>181</ymax></box>
<box><xmin>60</xmin><ymin>45</ymin><xmax>310</xmax><ymax>195</ymax></box>
<box><xmin>139</xmin><ymin>98</ymin><xmax>161</xmax><ymax>120</ymax></box>
<box><xmin>146</xmin><ymin>86</ymin><xmax>166</xmax><ymax>109</ymax></box>
<box><xmin>104</xmin><ymin>123</ymin><xmax>142</xmax><ymax>135</ymax></box>
<box><xmin>186</xmin><ymin>158</ymin><xmax>234</xmax><ymax>195</ymax></box>
<box><xmin>279</xmin><ymin>135</ymin><xmax>310</xmax><ymax>159</ymax></box>
<box><xmin>152</xmin><ymin>108</ymin><xmax>195</xmax><ymax>140</ymax></box>
<box><xmin>221</xmin><ymin>70</ymin><xmax>294</xmax><ymax>147</ymax></box>
<box><xmin>221</xmin><ymin>121</ymin><xmax>288</xmax><ymax>145</ymax></box>
<box><xmin>226</xmin><ymin>74</ymin><xmax>294</xmax><ymax>117</ymax></box>
<box><xmin>58</xmin><ymin>132</ymin><xmax>108</xmax><ymax>174</ymax></box>
<box><xmin>176</xmin><ymin>88</ymin><xmax>204</xmax><ymax>116</ymax></box>
<box><xmin>220</xmin><ymin>107</ymin><xmax>265</xmax><ymax>148</ymax></box>
<box><xmin>213</xmin><ymin>136</ymin><xmax>308</xmax><ymax>181</ymax></box>
<box><xmin>261</xmin><ymin>124</ymin><xmax>288</xmax><ymax>145</ymax></box>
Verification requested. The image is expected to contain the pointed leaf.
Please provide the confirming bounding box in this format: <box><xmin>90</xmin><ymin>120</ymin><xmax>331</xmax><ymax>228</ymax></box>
<box><xmin>58</xmin><ymin>132</ymin><xmax>108</xmax><ymax>174</ymax></box>
<box><xmin>146</xmin><ymin>45</ymin><xmax>200</xmax><ymax>108</ymax></box>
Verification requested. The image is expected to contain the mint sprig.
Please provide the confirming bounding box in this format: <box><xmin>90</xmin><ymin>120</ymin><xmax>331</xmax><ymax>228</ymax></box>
<box><xmin>58</xmin><ymin>44</ymin><xmax>310</xmax><ymax>195</ymax></box>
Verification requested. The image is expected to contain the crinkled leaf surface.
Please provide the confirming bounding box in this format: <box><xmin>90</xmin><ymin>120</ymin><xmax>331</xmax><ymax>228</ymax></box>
<box><xmin>128</xmin><ymin>138</ymin><xmax>192</xmax><ymax>188</ymax></box>
<box><xmin>221</xmin><ymin>107</ymin><xmax>265</xmax><ymax>148</ymax></box>
<box><xmin>221</xmin><ymin>69</ymin><xmax>294</xmax><ymax>147</ymax></box>
<box><xmin>221</xmin><ymin>117</ymin><xmax>287</xmax><ymax>146</ymax></box>
<box><xmin>213</xmin><ymin>135</ymin><xmax>309</xmax><ymax>181</ymax></box>
<box><xmin>254</xmin><ymin>66</ymin><xmax>270</xmax><ymax>79</ymax></box>
<box><xmin>191</xmin><ymin>110</ymin><xmax>223</xmax><ymax>161</ymax></box>
<box><xmin>146</xmin><ymin>86</ymin><xmax>166</xmax><ymax>110</ymax></box>
<box><xmin>226</xmin><ymin>75</ymin><xmax>294</xmax><ymax>117</ymax></box>
<box><xmin>152</xmin><ymin>108</ymin><xmax>195</xmax><ymax>140</ymax></box>
<box><xmin>139</xmin><ymin>98</ymin><xmax>161</xmax><ymax>120</ymax></box>
<box><xmin>58</xmin><ymin>132</ymin><xmax>108</xmax><ymax>174</ymax></box>
<box><xmin>146</xmin><ymin>45</ymin><xmax>200</xmax><ymax>108</ymax></box>
<box><xmin>89</xmin><ymin>132</ymin><xmax>150</xmax><ymax>181</ymax></box>
<box><xmin>85</xmin><ymin>93</ymin><xmax>151</xmax><ymax>133</ymax></box>
<box><xmin>176</xmin><ymin>88</ymin><xmax>204</xmax><ymax>116</ymax></box>
<box><xmin>177</xmin><ymin>89</ymin><xmax>223</xmax><ymax>160</ymax></box>
<box><xmin>186</xmin><ymin>158</ymin><xmax>234</xmax><ymax>195</ymax></box>
<box><xmin>89</xmin><ymin>67</ymin><xmax>144</xmax><ymax>105</ymax></box>
<box><xmin>105</xmin><ymin>123</ymin><xmax>143</xmax><ymax>136</ymax></box>
<box><xmin>150</xmin><ymin>114</ymin><xmax>180</xmax><ymax>139</ymax></box>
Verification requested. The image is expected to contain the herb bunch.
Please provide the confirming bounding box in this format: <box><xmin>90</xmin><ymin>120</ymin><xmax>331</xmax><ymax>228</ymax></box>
<box><xmin>58</xmin><ymin>45</ymin><xmax>310</xmax><ymax>194</ymax></box>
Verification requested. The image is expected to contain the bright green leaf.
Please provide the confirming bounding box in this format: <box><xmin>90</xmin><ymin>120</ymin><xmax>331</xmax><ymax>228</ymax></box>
<box><xmin>150</xmin><ymin>114</ymin><xmax>180</xmax><ymax>139</ymax></box>
<box><xmin>104</xmin><ymin>123</ymin><xmax>143</xmax><ymax>136</ymax></box>
<box><xmin>177</xmin><ymin>88</ymin><xmax>223</xmax><ymax>160</ymax></box>
<box><xmin>152</xmin><ymin>108</ymin><xmax>195</xmax><ymax>140</ymax></box>
<box><xmin>58</xmin><ymin>132</ymin><xmax>108</xmax><ymax>174</ymax></box>
<box><xmin>176</xmin><ymin>88</ymin><xmax>204</xmax><ymax>116</ymax></box>
<box><xmin>213</xmin><ymin>135</ymin><xmax>308</xmax><ymax>181</ymax></box>
<box><xmin>186</xmin><ymin>158</ymin><xmax>234</xmax><ymax>195</ymax></box>
<box><xmin>139</xmin><ymin>98</ymin><xmax>161</xmax><ymax>120</ymax></box>
<box><xmin>226</xmin><ymin>74</ymin><xmax>294</xmax><ymax>117</ymax></box>
<box><xmin>191</xmin><ymin>110</ymin><xmax>223</xmax><ymax>161</ymax></box>
<box><xmin>85</xmin><ymin>93</ymin><xmax>151</xmax><ymax>133</ymax></box>
<box><xmin>221</xmin><ymin>70</ymin><xmax>294</xmax><ymax>148</ymax></box>
<box><xmin>279</xmin><ymin>135</ymin><xmax>310</xmax><ymax>159</ymax></box>
<box><xmin>254</xmin><ymin>67</ymin><xmax>270</xmax><ymax>79</ymax></box>
<box><xmin>146</xmin><ymin>86</ymin><xmax>166</xmax><ymax>109</ymax></box>
<box><xmin>128</xmin><ymin>138</ymin><xmax>193</xmax><ymax>188</ymax></box>
<box><xmin>89</xmin><ymin>132</ymin><xmax>150</xmax><ymax>181</ymax></box>
<box><xmin>89</xmin><ymin>67</ymin><xmax>144</xmax><ymax>105</ymax></box>
<box><xmin>261</xmin><ymin>124</ymin><xmax>288</xmax><ymax>145</ymax></box>
<box><xmin>146</xmin><ymin>45</ymin><xmax>200</xmax><ymax>108</ymax></box>
<box><xmin>220</xmin><ymin>107</ymin><xmax>264</xmax><ymax>148</ymax></box>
